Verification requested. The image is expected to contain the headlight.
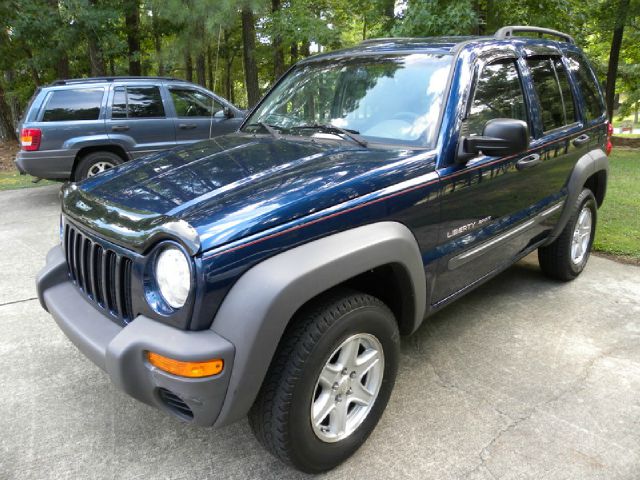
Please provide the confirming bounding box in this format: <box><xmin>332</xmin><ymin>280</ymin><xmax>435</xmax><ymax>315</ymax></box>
<box><xmin>155</xmin><ymin>246</ymin><xmax>191</xmax><ymax>309</ymax></box>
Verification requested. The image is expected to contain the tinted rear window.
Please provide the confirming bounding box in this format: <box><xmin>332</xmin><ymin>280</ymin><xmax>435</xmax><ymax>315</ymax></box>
<box><xmin>111</xmin><ymin>86</ymin><xmax>165</xmax><ymax>119</ymax></box>
<box><xmin>565</xmin><ymin>52</ymin><xmax>606</xmax><ymax>122</ymax></box>
<box><xmin>42</xmin><ymin>88</ymin><xmax>104</xmax><ymax>122</ymax></box>
<box><xmin>526</xmin><ymin>57</ymin><xmax>577</xmax><ymax>132</ymax></box>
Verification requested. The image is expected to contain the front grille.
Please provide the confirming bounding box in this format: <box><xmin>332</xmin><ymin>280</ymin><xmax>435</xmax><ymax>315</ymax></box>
<box><xmin>64</xmin><ymin>223</ymin><xmax>134</xmax><ymax>324</ymax></box>
<box><xmin>158</xmin><ymin>388</ymin><xmax>194</xmax><ymax>420</ymax></box>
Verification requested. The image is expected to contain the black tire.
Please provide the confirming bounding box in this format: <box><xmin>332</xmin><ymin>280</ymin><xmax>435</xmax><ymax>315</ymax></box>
<box><xmin>248</xmin><ymin>288</ymin><xmax>400</xmax><ymax>473</ymax></box>
<box><xmin>74</xmin><ymin>151</ymin><xmax>123</xmax><ymax>181</ymax></box>
<box><xmin>538</xmin><ymin>188</ymin><xmax>597</xmax><ymax>281</ymax></box>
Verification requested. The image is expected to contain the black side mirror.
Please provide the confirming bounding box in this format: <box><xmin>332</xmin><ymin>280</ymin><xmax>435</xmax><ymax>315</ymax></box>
<box><xmin>458</xmin><ymin>118</ymin><xmax>529</xmax><ymax>162</ymax></box>
<box><xmin>224</xmin><ymin>107</ymin><xmax>234</xmax><ymax>119</ymax></box>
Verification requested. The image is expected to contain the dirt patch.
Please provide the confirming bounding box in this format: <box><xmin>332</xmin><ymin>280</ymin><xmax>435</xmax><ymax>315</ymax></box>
<box><xmin>593</xmin><ymin>251</ymin><xmax>640</xmax><ymax>267</ymax></box>
<box><xmin>611</xmin><ymin>136</ymin><xmax>640</xmax><ymax>148</ymax></box>
<box><xmin>0</xmin><ymin>141</ymin><xmax>19</xmax><ymax>171</ymax></box>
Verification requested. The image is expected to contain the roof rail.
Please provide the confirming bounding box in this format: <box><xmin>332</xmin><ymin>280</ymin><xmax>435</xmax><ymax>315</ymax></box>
<box><xmin>50</xmin><ymin>76</ymin><xmax>184</xmax><ymax>86</ymax></box>
<box><xmin>494</xmin><ymin>26</ymin><xmax>574</xmax><ymax>44</ymax></box>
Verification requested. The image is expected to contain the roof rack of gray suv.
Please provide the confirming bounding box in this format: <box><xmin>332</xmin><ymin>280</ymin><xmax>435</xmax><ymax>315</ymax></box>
<box><xmin>495</xmin><ymin>26</ymin><xmax>575</xmax><ymax>44</ymax></box>
<box><xmin>50</xmin><ymin>76</ymin><xmax>183</xmax><ymax>86</ymax></box>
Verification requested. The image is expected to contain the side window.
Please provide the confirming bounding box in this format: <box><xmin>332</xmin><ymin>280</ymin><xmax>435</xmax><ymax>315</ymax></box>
<box><xmin>526</xmin><ymin>57</ymin><xmax>577</xmax><ymax>132</ymax></box>
<box><xmin>42</xmin><ymin>88</ymin><xmax>104</xmax><ymax>122</ymax></box>
<box><xmin>565</xmin><ymin>52</ymin><xmax>606</xmax><ymax>122</ymax></box>
<box><xmin>112</xmin><ymin>87</ymin><xmax>127</xmax><ymax>119</ymax></box>
<box><xmin>110</xmin><ymin>86</ymin><xmax>165</xmax><ymax>119</ymax></box>
<box><xmin>169</xmin><ymin>88</ymin><xmax>223</xmax><ymax>117</ymax></box>
<box><xmin>466</xmin><ymin>60</ymin><xmax>527</xmax><ymax>136</ymax></box>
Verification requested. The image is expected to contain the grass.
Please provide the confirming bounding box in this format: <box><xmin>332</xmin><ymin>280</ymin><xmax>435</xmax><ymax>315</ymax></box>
<box><xmin>593</xmin><ymin>149</ymin><xmax>640</xmax><ymax>260</ymax></box>
<box><xmin>0</xmin><ymin>170</ymin><xmax>55</xmax><ymax>191</ymax></box>
<box><xmin>613</xmin><ymin>133</ymin><xmax>640</xmax><ymax>138</ymax></box>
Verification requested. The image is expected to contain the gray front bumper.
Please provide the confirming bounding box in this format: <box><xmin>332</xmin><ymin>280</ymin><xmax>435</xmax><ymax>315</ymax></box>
<box><xmin>37</xmin><ymin>245</ymin><xmax>235</xmax><ymax>426</ymax></box>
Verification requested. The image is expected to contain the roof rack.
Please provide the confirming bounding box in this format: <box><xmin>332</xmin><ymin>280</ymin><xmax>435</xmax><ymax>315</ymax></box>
<box><xmin>495</xmin><ymin>26</ymin><xmax>574</xmax><ymax>44</ymax></box>
<box><xmin>50</xmin><ymin>76</ymin><xmax>183</xmax><ymax>86</ymax></box>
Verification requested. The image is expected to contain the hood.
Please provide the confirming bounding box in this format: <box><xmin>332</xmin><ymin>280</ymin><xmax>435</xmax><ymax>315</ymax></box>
<box><xmin>78</xmin><ymin>133</ymin><xmax>436</xmax><ymax>252</ymax></box>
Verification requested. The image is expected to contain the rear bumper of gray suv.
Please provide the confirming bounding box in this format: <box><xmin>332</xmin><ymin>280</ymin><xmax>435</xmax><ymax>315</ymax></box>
<box><xmin>37</xmin><ymin>245</ymin><xmax>235</xmax><ymax>426</ymax></box>
<box><xmin>15</xmin><ymin>150</ymin><xmax>75</xmax><ymax>179</ymax></box>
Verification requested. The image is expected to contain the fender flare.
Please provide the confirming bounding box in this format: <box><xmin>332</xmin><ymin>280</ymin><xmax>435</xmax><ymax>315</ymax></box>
<box><xmin>210</xmin><ymin>221</ymin><xmax>426</xmax><ymax>426</ymax></box>
<box><xmin>545</xmin><ymin>149</ymin><xmax>608</xmax><ymax>245</ymax></box>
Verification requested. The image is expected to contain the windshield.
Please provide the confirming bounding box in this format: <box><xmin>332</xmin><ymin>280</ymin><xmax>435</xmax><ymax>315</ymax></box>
<box><xmin>244</xmin><ymin>53</ymin><xmax>452</xmax><ymax>148</ymax></box>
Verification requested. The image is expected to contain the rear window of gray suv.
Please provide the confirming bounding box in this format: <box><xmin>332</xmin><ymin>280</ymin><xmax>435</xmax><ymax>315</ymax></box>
<box><xmin>42</xmin><ymin>88</ymin><xmax>104</xmax><ymax>121</ymax></box>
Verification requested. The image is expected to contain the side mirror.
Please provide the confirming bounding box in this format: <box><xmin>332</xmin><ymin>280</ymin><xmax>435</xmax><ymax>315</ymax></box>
<box><xmin>458</xmin><ymin>118</ymin><xmax>529</xmax><ymax>162</ymax></box>
<box><xmin>223</xmin><ymin>107</ymin><xmax>234</xmax><ymax>119</ymax></box>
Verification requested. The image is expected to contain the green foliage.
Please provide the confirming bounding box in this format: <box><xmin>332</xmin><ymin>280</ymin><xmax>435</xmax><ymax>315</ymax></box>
<box><xmin>593</xmin><ymin>149</ymin><xmax>640</xmax><ymax>259</ymax></box>
<box><xmin>0</xmin><ymin>0</ymin><xmax>639</xmax><ymax>121</ymax></box>
<box><xmin>393</xmin><ymin>0</ymin><xmax>477</xmax><ymax>36</ymax></box>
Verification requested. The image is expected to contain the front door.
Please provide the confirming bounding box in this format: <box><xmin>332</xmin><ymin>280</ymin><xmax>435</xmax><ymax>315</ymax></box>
<box><xmin>433</xmin><ymin>55</ymin><xmax>542</xmax><ymax>303</ymax></box>
<box><xmin>167</xmin><ymin>86</ymin><xmax>238</xmax><ymax>146</ymax></box>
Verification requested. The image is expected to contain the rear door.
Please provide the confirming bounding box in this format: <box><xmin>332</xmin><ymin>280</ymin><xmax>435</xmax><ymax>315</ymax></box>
<box><xmin>106</xmin><ymin>84</ymin><xmax>176</xmax><ymax>159</ymax></box>
<box><xmin>167</xmin><ymin>86</ymin><xmax>240</xmax><ymax>146</ymax></box>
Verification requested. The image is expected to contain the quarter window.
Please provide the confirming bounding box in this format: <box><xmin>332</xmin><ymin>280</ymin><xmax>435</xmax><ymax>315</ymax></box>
<box><xmin>110</xmin><ymin>86</ymin><xmax>165</xmax><ymax>119</ymax></box>
<box><xmin>565</xmin><ymin>53</ymin><xmax>606</xmax><ymax>122</ymax></box>
<box><xmin>42</xmin><ymin>88</ymin><xmax>104</xmax><ymax>122</ymax></box>
<box><xmin>466</xmin><ymin>60</ymin><xmax>527</xmax><ymax>136</ymax></box>
<box><xmin>169</xmin><ymin>88</ymin><xmax>223</xmax><ymax>117</ymax></box>
<box><xmin>526</xmin><ymin>57</ymin><xmax>577</xmax><ymax>132</ymax></box>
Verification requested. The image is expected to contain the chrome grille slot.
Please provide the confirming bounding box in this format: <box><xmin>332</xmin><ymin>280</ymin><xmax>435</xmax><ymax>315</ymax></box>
<box><xmin>63</xmin><ymin>224</ymin><xmax>135</xmax><ymax>324</ymax></box>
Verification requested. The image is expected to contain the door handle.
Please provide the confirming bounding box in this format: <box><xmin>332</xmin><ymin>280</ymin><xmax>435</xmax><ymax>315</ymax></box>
<box><xmin>516</xmin><ymin>153</ymin><xmax>541</xmax><ymax>170</ymax></box>
<box><xmin>572</xmin><ymin>134</ymin><xmax>590</xmax><ymax>147</ymax></box>
<box><xmin>178</xmin><ymin>123</ymin><xmax>197</xmax><ymax>130</ymax></box>
<box><xmin>111</xmin><ymin>125</ymin><xmax>129</xmax><ymax>132</ymax></box>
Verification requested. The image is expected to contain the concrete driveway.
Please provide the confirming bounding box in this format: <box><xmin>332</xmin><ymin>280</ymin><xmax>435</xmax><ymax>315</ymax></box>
<box><xmin>1</xmin><ymin>184</ymin><xmax>639</xmax><ymax>480</ymax></box>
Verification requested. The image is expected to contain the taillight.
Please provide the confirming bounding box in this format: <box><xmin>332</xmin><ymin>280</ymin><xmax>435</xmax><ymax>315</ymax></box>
<box><xmin>606</xmin><ymin>122</ymin><xmax>613</xmax><ymax>156</ymax></box>
<box><xmin>20</xmin><ymin>128</ymin><xmax>42</xmax><ymax>151</ymax></box>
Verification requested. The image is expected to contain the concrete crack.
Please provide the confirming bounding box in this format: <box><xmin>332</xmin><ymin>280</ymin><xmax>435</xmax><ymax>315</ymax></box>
<box><xmin>0</xmin><ymin>296</ymin><xmax>38</xmax><ymax>307</ymax></box>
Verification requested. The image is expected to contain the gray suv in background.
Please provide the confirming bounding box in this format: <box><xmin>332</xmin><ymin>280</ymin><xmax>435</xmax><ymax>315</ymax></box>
<box><xmin>15</xmin><ymin>77</ymin><xmax>245</xmax><ymax>180</ymax></box>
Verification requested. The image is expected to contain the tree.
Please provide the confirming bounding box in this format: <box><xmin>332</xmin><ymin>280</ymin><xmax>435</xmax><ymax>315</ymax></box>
<box><xmin>123</xmin><ymin>0</ymin><xmax>142</xmax><ymax>76</ymax></box>
<box><xmin>605</xmin><ymin>0</ymin><xmax>630</xmax><ymax>120</ymax></box>
<box><xmin>241</xmin><ymin>6</ymin><xmax>260</xmax><ymax>107</ymax></box>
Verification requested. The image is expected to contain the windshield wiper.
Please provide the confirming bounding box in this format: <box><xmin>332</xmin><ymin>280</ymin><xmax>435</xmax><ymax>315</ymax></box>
<box><xmin>244</xmin><ymin>122</ymin><xmax>281</xmax><ymax>139</ymax></box>
<box><xmin>289</xmin><ymin>124</ymin><xmax>368</xmax><ymax>148</ymax></box>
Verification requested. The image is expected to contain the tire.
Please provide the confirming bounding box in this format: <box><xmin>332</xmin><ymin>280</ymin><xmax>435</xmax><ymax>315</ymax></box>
<box><xmin>538</xmin><ymin>188</ymin><xmax>597</xmax><ymax>281</ymax></box>
<box><xmin>74</xmin><ymin>151</ymin><xmax>123</xmax><ymax>181</ymax></box>
<box><xmin>248</xmin><ymin>289</ymin><xmax>400</xmax><ymax>473</ymax></box>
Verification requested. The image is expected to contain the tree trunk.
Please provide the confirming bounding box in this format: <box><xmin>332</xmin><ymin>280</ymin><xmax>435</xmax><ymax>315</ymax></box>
<box><xmin>185</xmin><ymin>50</ymin><xmax>193</xmax><ymax>82</ymax></box>
<box><xmin>196</xmin><ymin>52</ymin><xmax>206</xmax><ymax>87</ymax></box>
<box><xmin>382</xmin><ymin>0</ymin><xmax>395</xmax><ymax>32</ymax></box>
<box><xmin>0</xmin><ymin>83</ymin><xmax>17</xmax><ymax>142</ymax></box>
<box><xmin>290</xmin><ymin>42</ymin><xmax>298</xmax><ymax>67</ymax></box>
<box><xmin>207</xmin><ymin>46</ymin><xmax>213</xmax><ymax>91</ymax></box>
<box><xmin>86</xmin><ymin>0</ymin><xmax>106</xmax><ymax>76</ymax></box>
<box><xmin>241</xmin><ymin>7</ymin><xmax>260</xmax><ymax>108</ymax></box>
<box><xmin>301</xmin><ymin>40</ymin><xmax>310</xmax><ymax>57</ymax></box>
<box><xmin>151</xmin><ymin>4</ymin><xmax>164</xmax><ymax>76</ymax></box>
<box><xmin>272</xmin><ymin>0</ymin><xmax>286</xmax><ymax>81</ymax></box>
<box><xmin>605</xmin><ymin>0</ymin><xmax>629</xmax><ymax>120</ymax></box>
<box><xmin>124</xmin><ymin>0</ymin><xmax>142</xmax><ymax>76</ymax></box>
<box><xmin>49</xmin><ymin>0</ymin><xmax>70</xmax><ymax>79</ymax></box>
<box><xmin>55</xmin><ymin>53</ymin><xmax>70</xmax><ymax>80</ymax></box>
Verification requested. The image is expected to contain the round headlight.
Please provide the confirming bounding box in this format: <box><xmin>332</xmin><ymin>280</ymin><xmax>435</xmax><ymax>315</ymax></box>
<box><xmin>155</xmin><ymin>247</ymin><xmax>191</xmax><ymax>309</ymax></box>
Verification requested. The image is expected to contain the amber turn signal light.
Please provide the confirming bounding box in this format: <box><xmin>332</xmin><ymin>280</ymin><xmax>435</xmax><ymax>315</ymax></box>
<box><xmin>147</xmin><ymin>351</ymin><xmax>223</xmax><ymax>378</ymax></box>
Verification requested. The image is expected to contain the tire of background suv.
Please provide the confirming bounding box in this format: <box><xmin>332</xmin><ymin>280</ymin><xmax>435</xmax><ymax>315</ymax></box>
<box><xmin>248</xmin><ymin>288</ymin><xmax>400</xmax><ymax>473</ymax></box>
<box><xmin>538</xmin><ymin>188</ymin><xmax>597</xmax><ymax>281</ymax></box>
<box><xmin>74</xmin><ymin>151</ymin><xmax>123</xmax><ymax>180</ymax></box>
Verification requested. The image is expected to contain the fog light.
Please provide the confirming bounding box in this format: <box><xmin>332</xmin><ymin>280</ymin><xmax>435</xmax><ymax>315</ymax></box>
<box><xmin>147</xmin><ymin>351</ymin><xmax>223</xmax><ymax>378</ymax></box>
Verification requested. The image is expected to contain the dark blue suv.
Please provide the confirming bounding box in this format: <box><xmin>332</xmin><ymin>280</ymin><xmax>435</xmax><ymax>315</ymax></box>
<box><xmin>37</xmin><ymin>27</ymin><xmax>611</xmax><ymax>472</ymax></box>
